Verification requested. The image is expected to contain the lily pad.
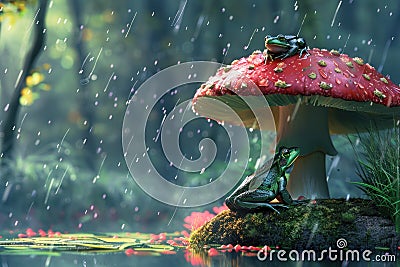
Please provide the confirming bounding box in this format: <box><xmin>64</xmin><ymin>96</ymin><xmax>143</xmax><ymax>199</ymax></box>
<box><xmin>0</xmin><ymin>232</ymin><xmax>181</xmax><ymax>256</ymax></box>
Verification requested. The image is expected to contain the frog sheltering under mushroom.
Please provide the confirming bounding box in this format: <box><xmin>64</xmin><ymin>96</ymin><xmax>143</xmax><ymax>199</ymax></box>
<box><xmin>192</xmin><ymin>34</ymin><xmax>400</xmax><ymax>210</ymax></box>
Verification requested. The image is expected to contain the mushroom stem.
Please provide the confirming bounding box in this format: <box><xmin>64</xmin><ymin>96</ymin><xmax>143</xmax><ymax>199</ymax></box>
<box><xmin>287</xmin><ymin>151</ymin><xmax>329</xmax><ymax>199</ymax></box>
<box><xmin>276</xmin><ymin>103</ymin><xmax>336</xmax><ymax>198</ymax></box>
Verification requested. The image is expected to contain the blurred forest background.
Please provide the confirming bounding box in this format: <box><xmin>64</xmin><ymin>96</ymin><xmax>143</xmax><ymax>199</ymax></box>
<box><xmin>0</xmin><ymin>0</ymin><xmax>399</xmax><ymax>232</ymax></box>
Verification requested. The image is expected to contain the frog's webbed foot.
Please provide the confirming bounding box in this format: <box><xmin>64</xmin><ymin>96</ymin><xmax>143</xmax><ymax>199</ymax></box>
<box><xmin>263</xmin><ymin>51</ymin><xmax>274</xmax><ymax>64</ymax></box>
<box><xmin>299</xmin><ymin>47</ymin><xmax>310</xmax><ymax>58</ymax></box>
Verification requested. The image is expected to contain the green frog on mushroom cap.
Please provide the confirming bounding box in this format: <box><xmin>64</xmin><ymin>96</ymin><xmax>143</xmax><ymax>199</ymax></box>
<box><xmin>264</xmin><ymin>34</ymin><xmax>309</xmax><ymax>61</ymax></box>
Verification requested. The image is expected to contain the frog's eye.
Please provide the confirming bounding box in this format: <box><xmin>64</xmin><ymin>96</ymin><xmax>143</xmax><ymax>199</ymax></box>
<box><xmin>281</xmin><ymin>148</ymin><xmax>289</xmax><ymax>155</ymax></box>
<box><xmin>297</xmin><ymin>38</ymin><xmax>306</xmax><ymax>46</ymax></box>
<box><xmin>277</xmin><ymin>35</ymin><xmax>286</xmax><ymax>41</ymax></box>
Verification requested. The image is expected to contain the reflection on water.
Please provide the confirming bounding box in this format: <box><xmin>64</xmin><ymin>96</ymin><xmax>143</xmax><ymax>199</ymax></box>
<box><xmin>3</xmin><ymin>251</ymin><xmax>397</xmax><ymax>267</ymax></box>
<box><xmin>0</xmin><ymin>231</ymin><xmax>396</xmax><ymax>267</ymax></box>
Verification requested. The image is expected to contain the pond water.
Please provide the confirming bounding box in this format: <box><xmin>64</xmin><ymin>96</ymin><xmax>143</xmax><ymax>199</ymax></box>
<box><xmin>0</xmin><ymin>230</ymin><xmax>397</xmax><ymax>266</ymax></box>
<box><xmin>3</xmin><ymin>251</ymin><xmax>397</xmax><ymax>267</ymax></box>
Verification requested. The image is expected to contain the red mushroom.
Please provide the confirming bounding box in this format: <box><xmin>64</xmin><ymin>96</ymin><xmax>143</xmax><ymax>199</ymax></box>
<box><xmin>192</xmin><ymin>48</ymin><xmax>400</xmax><ymax>199</ymax></box>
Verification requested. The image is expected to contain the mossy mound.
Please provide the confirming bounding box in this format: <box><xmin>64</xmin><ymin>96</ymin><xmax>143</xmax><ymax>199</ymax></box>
<box><xmin>190</xmin><ymin>198</ymin><xmax>399</xmax><ymax>253</ymax></box>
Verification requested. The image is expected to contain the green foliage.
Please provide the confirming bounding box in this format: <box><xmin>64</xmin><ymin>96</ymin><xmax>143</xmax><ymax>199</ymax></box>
<box><xmin>0</xmin><ymin>142</ymin><xmax>77</xmax><ymax>184</ymax></box>
<box><xmin>0</xmin><ymin>1</ymin><xmax>30</xmax><ymax>16</ymax></box>
<box><xmin>350</xmin><ymin>120</ymin><xmax>400</xmax><ymax>232</ymax></box>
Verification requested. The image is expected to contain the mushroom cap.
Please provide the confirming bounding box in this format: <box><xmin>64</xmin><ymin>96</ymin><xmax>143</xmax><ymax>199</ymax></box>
<box><xmin>192</xmin><ymin>48</ymin><xmax>400</xmax><ymax>133</ymax></box>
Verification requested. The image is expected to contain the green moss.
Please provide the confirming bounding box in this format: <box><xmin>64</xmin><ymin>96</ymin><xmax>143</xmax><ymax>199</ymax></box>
<box><xmin>190</xmin><ymin>199</ymin><xmax>397</xmax><ymax>252</ymax></box>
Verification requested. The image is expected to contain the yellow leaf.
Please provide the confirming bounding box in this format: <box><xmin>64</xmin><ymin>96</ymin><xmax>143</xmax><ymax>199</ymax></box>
<box><xmin>21</xmin><ymin>87</ymin><xmax>32</xmax><ymax>96</ymax></box>
<box><xmin>20</xmin><ymin>91</ymin><xmax>39</xmax><ymax>106</ymax></box>
<box><xmin>26</xmin><ymin>72</ymin><xmax>44</xmax><ymax>87</ymax></box>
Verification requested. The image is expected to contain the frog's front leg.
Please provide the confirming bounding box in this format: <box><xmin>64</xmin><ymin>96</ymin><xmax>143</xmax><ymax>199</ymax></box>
<box><xmin>230</xmin><ymin>190</ymin><xmax>288</xmax><ymax>213</ymax></box>
<box><xmin>277</xmin><ymin>176</ymin><xmax>293</xmax><ymax>204</ymax></box>
<box><xmin>298</xmin><ymin>47</ymin><xmax>310</xmax><ymax>58</ymax></box>
<box><xmin>263</xmin><ymin>50</ymin><xmax>274</xmax><ymax>63</ymax></box>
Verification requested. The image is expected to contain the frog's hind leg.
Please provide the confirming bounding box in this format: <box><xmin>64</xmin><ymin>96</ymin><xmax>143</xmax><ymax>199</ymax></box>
<box><xmin>277</xmin><ymin>176</ymin><xmax>293</xmax><ymax>205</ymax></box>
<box><xmin>235</xmin><ymin>200</ymin><xmax>288</xmax><ymax>214</ymax></box>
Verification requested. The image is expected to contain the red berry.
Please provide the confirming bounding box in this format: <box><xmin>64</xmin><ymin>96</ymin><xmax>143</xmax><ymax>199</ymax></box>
<box><xmin>38</xmin><ymin>229</ymin><xmax>47</xmax><ymax>237</ymax></box>
<box><xmin>158</xmin><ymin>233</ymin><xmax>166</xmax><ymax>240</ymax></box>
<box><xmin>125</xmin><ymin>248</ymin><xmax>135</xmax><ymax>256</ymax></box>
<box><xmin>26</xmin><ymin>228</ymin><xmax>37</xmax><ymax>237</ymax></box>
<box><xmin>234</xmin><ymin>244</ymin><xmax>242</xmax><ymax>252</ymax></box>
<box><xmin>208</xmin><ymin>248</ymin><xmax>219</xmax><ymax>256</ymax></box>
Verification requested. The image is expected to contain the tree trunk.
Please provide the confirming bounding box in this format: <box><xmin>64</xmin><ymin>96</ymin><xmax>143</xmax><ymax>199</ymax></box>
<box><xmin>0</xmin><ymin>0</ymin><xmax>49</xmax><ymax>202</ymax></box>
